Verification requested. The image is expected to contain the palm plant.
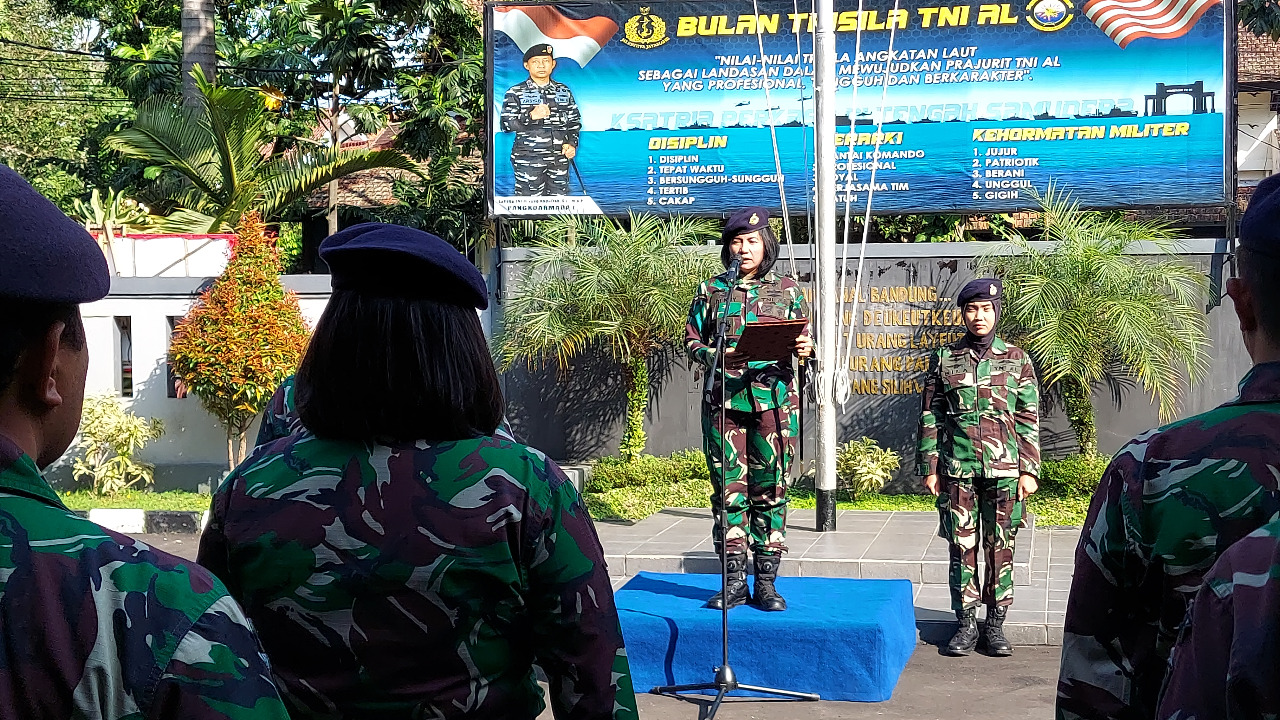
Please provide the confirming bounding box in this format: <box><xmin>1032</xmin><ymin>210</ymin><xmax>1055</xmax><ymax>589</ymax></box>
<box><xmin>496</xmin><ymin>213</ymin><xmax>722</xmax><ymax>462</ymax></box>
<box><xmin>978</xmin><ymin>185</ymin><xmax>1211</xmax><ymax>456</ymax></box>
<box><xmin>104</xmin><ymin>69</ymin><xmax>420</xmax><ymax>233</ymax></box>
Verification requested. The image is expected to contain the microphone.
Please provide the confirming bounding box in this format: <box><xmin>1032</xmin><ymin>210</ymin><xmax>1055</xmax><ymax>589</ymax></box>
<box><xmin>725</xmin><ymin>253</ymin><xmax>743</xmax><ymax>282</ymax></box>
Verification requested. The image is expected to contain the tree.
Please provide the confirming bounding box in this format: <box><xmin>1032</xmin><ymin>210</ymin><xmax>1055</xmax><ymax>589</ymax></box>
<box><xmin>104</xmin><ymin>69</ymin><xmax>420</xmax><ymax>232</ymax></box>
<box><xmin>0</xmin><ymin>0</ymin><xmax>131</xmax><ymax>209</ymax></box>
<box><xmin>168</xmin><ymin>211</ymin><xmax>309</xmax><ymax>469</ymax></box>
<box><xmin>1241</xmin><ymin>0</ymin><xmax>1280</xmax><ymax>40</ymax></box>
<box><xmin>72</xmin><ymin>395</ymin><xmax>165</xmax><ymax>495</ymax></box>
<box><xmin>496</xmin><ymin>214</ymin><xmax>721</xmax><ymax>461</ymax></box>
<box><xmin>977</xmin><ymin>186</ymin><xmax>1211</xmax><ymax>457</ymax></box>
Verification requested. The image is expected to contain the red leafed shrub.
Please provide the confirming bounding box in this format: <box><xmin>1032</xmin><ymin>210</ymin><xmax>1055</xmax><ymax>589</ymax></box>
<box><xmin>168</xmin><ymin>212</ymin><xmax>309</xmax><ymax>469</ymax></box>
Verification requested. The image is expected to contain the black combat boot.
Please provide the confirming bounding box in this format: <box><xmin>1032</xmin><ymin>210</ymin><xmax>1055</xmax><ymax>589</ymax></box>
<box><xmin>984</xmin><ymin>605</ymin><xmax>1013</xmax><ymax>656</ymax></box>
<box><xmin>752</xmin><ymin>553</ymin><xmax>787</xmax><ymax>611</ymax></box>
<box><xmin>944</xmin><ymin>607</ymin><xmax>979</xmax><ymax>656</ymax></box>
<box><xmin>706</xmin><ymin>552</ymin><xmax>750</xmax><ymax>610</ymax></box>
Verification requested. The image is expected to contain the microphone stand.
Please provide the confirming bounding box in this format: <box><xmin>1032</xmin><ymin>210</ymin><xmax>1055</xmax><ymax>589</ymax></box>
<box><xmin>652</xmin><ymin>259</ymin><xmax>820</xmax><ymax>717</ymax></box>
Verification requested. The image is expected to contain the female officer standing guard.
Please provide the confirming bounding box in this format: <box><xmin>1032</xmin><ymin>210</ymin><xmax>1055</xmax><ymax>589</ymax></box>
<box><xmin>917</xmin><ymin>278</ymin><xmax>1041</xmax><ymax>657</ymax></box>
<box><xmin>685</xmin><ymin>207</ymin><xmax>813</xmax><ymax>612</ymax></box>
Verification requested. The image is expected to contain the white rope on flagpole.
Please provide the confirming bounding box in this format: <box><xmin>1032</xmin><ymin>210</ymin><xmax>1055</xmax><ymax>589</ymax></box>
<box><xmin>832</xmin><ymin>0</ymin><xmax>868</xmax><ymax>406</ymax></box>
<box><xmin>751</xmin><ymin>0</ymin><xmax>798</xmax><ymax>279</ymax></box>
<box><xmin>838</xmin><ymin>0</ymin><xmax>903</xmax><ymax>399</ymax></box>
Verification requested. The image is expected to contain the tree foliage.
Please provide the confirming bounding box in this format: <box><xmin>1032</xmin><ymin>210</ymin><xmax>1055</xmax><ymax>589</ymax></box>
<box><xmin>977</xmin><ymin>185</ymin><xmax>1211</xmax><ymax>456</ymax></box>
<box><xmin>104</xmin><ymin>69</ymin><xmax>421</xmax><ymax>231</ymax></box>
<box><xmin>72</xmin><ymin>395</ymin><xmax>165</xmax><ymax>495</ymax></box>
<box><xmin>0</xmin><ymin>0</ymin><xmax>131</xmax><ymax>208</ymax></box>
<box><xmin>495</xmin><ymin>214</ymin><xmax>721</xmax><ymax>461</ymax></box>
<box><xmin>168</xmin><ymin>212</ymin><xmax>309</xmax><ymax>469</ymax></box>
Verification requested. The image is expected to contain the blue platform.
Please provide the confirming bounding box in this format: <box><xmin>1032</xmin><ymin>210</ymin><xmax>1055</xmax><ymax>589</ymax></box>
<box><xmin>615</xmin><ymin>572</ymin><xmax>916</xmax><ymax>702</ymax></box>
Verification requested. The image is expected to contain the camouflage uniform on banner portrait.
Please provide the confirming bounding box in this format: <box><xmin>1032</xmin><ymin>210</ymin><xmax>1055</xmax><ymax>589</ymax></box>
<box><xmin>500</xmin><ymin>43</ymin><xmax>581</xmax><ymax>196</ymax></box>
<box><xmin>918</xmin><ymin>278</ymin><xmax>1040</xmax><ymax>657</ymax></box>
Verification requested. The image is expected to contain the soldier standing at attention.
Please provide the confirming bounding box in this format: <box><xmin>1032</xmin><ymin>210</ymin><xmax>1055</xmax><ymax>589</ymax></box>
<box><xmin>1058</xmin><ymin>174</ymin><xmax>1280</xmax><ymax>720</ymax></box>
<box><xmin>685</xmin><ymin>207</ymin><xmax>813</xmax><ymax>612</ymax></box>
<box><xmin>198</xmin><ymin>223</ymin><xmax>637</xmax><ymax>720</ymax></box>
<box><xmin>917</xmin><ymin>278</ymin><xmax>1041</xmax><ymax>657</ymax></box>
<box><xmin>500</xmin><ymin>43</ymin><xmax>580</xmax><ymax>196</ymax></box>
<box><xmin>0</xmin><ymin>165</ymin><xmax>289</xmax><ymax>719</ymax></box>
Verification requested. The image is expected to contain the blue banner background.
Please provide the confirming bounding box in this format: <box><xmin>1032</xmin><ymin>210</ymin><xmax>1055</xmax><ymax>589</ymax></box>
<box><xmin>487</xmin><ymin>0</ymin><xmax>1228</xmax><ymax>216</ymax></box>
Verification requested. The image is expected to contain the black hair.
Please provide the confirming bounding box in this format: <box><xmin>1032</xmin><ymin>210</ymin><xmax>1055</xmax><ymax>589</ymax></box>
<box><xmin>1237</xmin><ymin>246</ymin><xmax>1280</xmax><ymax>341</ymax></box>
<box><xmin>295</xmin><ymin>291</ymin><xmax>504</xmax><ymax>443</ymax></box>
<box><xmin>0</xmin><ymin>300</ymin><xmax>85</xmax><ymax>396</ymax></box>
<box><xmin>720</xmin><ymin>225</ymin><xmax>780</xmax><ymax>277</ymax></box>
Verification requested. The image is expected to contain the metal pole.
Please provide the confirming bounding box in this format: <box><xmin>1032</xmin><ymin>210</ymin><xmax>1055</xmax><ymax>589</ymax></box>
<box><xmin>813</xmin><ymin>0</ymin><xmax>838</xmax><ymax>532</ymax></box>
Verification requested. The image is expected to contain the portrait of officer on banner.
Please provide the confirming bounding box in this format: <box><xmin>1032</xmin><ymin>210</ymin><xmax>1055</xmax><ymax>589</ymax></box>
<box><xmin>500</xmin><ymin>43</ymin><xmax>582</xmax><ymax>196</ymax></box>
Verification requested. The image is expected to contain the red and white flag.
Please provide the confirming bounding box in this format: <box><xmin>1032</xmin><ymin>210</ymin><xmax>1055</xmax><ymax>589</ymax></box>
<box><xmin>1083</xmin><ymin>0</ymin><xmax>1222</xmax><ymax>48</ymax></box>
<box><xmin>494</xmin><ymin>6</ymin><xmax>618</xmax><ymax>67</ymax></box>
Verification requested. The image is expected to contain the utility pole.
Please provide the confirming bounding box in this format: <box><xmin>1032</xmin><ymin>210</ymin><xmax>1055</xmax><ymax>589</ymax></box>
<box><xmin>813</xmin><ymin>0</ymin><xmax>838</xmax><ymax>531</ymax></box>
<box><xmin>181</xmin><ymin>0</ymin><xmax>216</xmax><ymax>106</ymax></box>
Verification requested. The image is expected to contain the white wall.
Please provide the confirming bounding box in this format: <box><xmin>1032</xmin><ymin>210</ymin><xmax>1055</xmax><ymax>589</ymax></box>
<box><xmin>104</xmin><ymin>234</ymin><xmax>235</xmax><ymax>278</ymax></box>
<box><xmin>57</xmin><ymin>277</ymin><xmax>332</xmax><ymax>489</ymax></box>
<box><xmin>1238</xmin><ymin>92</ymin><xmax>1280</xmax><ymax>184</ymax></box>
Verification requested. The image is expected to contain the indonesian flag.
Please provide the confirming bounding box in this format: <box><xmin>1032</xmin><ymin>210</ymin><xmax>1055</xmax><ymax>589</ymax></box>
<box><xmin>1082</xmin><ymin>0</ymin><xmax>1222</xmax><ymax>48</ymax></box>
<box><xmin>494</xmin><ymin>6</ymin><xmax>619</xmax><ymax>67</ymax></box>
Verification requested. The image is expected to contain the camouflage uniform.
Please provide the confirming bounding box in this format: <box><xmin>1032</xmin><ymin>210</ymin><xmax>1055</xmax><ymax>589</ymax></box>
<box><xmin>1057</xmin><ymin>362</ymin><xmax>1280</xmax><ymax>720</ymax></box>
<box><xmin>916</xmin><ymin>335</ymin><xmax>1040</xmax><ymax>612</ymax></box>
<box><xmin>500</xmin><ymin>77</ymin><xmax>580</xmax><ymax>196</ymax></box>
<box><xmin>198</xmin><ymin>429</ymin><xmax>638</xmax><ymax>720</ymax></box>
<box><xmin>684</xmin><ymin>270</ymin><xmax>809</xmax><ymax>555</ymax></box>
<box><xmin>1156</xmin><ymin>515</ymin><xmax>1280</xmax><ymax>720</ymax></box>
<box><xmin>0</xmin><ymin>434</ymin><xmax>289</xmax><ymax>720</ymax></box>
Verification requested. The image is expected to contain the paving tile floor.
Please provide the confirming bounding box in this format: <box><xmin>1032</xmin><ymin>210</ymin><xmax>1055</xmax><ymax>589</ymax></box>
<box><xmin>600</xmin><ymin>508</ymin><xmax>1079</xmax><ymax>646</ymax></box>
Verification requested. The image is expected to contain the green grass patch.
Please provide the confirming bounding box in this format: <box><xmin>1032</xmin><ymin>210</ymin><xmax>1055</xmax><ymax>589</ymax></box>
<box><xmin>59</xmin><ymin>490</ymin><xmax>212</xmax><ymax>512</ymax></box>
<box><xmin>583</xmin><ymin>450</ymin><xmax>1098</xmax><ymax>526</ymax></box>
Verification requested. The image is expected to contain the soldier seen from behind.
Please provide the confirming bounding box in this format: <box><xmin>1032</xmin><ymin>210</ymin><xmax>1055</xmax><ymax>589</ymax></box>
<box><xmin>0</xmin><ymin>165</ymin><xmax>290</xmax><ymax>720</ymax></box>
<box><xmin>1057</xmin><ymin>173</ymin><xmax>1280</xmax><ymax>720</ymax></box>
<box><xmin>197</xmin><ymin>223</ymin><xmax>638</xmax><ymax>719</ymax></box>
<box><xmin>685</xmin><ymin>207</ymin><xmax>813</xmax><ymax>612</ymax></box>
<box><xmin>917</xmin><ymin>278</ymin><xmax>1041</xmax><ymax>657</ymax></box>
<box><xmin>500</xmin><ymin>43</ymin><xmax>581</xmax><ymax>196</ymax></box>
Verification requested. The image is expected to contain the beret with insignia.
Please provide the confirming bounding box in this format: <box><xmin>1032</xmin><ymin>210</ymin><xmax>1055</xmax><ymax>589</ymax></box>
<box><xmin>721</xmin><ymin>206</ymin><xmax>771</xmax><ymax>244</ymax></box>
<box><xmin>523</xmin><ymin>44</ymin><xmax>555</xmax><ymax>62</ymax></box>
<box><xmin>0</xmin><ymin>164</ymin><xmax>110</xmax><ymax>305</ymax></box>
<box><xmin>319</xmin><ymin>223</ymin><xmax>488</xmax><ymax>310</ymax></box>
<box><xmin>957</xmin><ymin>278</ymin><xmax>1003</xmax><ymax>307</ymax></box>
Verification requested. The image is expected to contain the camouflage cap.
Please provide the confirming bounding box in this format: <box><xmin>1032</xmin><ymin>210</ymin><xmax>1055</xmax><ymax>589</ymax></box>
<box><xmin>523</xmin><ymin>43</ymin><xmax>554</xmax><ymax>62</ymax></box>
<box><xmin>957</xmin><ymin>278</ymin><xmax>1002</xmax><ymax>307</ymax></box>
<box><xmin>1239</xmin><ymin>174</ymin><xmax>1280</xmax><ymax>257</ymax></box>
<box><xmin>0</xmin><ymin>164</ymin><xmax>109</xmax><ymax>304</ymax></box>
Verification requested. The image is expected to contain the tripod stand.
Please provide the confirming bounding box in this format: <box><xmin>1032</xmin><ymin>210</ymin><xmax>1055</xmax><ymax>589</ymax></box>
<box><xmin>651</xmin><ymin>267</ymin><xmax>819</xmax><ymax>717</ymax></box>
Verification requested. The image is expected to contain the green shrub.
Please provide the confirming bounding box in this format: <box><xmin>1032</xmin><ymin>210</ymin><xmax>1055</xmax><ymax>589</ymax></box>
<box><xmin>590</xmin><ymin>449</ymin><xmax>708</xmax><ymax>492</ymax></box>
<box><xmin>835</xmin><ymin>437</ymin><xmax>901</xmax><ymax>498</ymax></box>
<box><xmin>73</xmin><ymin>396</ymin><xmax>165</xmax><ymax>495</ymax></box>
<box><xmin>1039</xmin><ymin>453</ymin><xmax>1111</xmax><ymax>498</ymax></box>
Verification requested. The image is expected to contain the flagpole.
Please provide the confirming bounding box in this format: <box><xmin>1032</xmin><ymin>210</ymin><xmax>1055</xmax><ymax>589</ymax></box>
<box><xmin>813</xmin><ymin>0</ymin><xmax>838</xmax><ymax>532</ymax></box>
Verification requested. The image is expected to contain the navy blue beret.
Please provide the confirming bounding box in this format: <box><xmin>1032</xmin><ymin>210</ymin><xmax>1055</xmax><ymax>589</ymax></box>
<box><xmin>0</xmin><ymin>164</ymin><xmax>109</xmax><ymax>305</ymax></box>
<box><xmin>1240</xmin><ymin>174</ymin><xmax>1280</xmax><ymax>257</ymax></box>
<box><xmin>957</xmin><ymin>278</ymin><xmax>1003</xmax><ymax>307</ymax></box>
<box><xmin>523</xmin><ymin>43</ymin><xmax>554</xmax><ymax>62</ymax></box>
<box><xmin>319</xmin><ymin>223</ymin><xmax>488</xmax><ymax>310</ymax></box>
<box><xmin>722</xmin><ymin>206</ymin><xmax>770</xmax><ymax>243</ymax></box>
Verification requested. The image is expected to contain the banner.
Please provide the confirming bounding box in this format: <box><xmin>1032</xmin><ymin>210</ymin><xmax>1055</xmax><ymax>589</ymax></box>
<box><xmin>485</xmin><ymin>0</ymin><xmax>1229</xmax><ymax>217</ymax></box>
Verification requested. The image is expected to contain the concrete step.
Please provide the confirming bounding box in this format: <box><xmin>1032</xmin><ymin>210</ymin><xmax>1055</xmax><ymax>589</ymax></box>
<box><xmin>598</xmin><ymin>508</ymin><xmax>1035</xmax><ymax>586</ymax></box>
